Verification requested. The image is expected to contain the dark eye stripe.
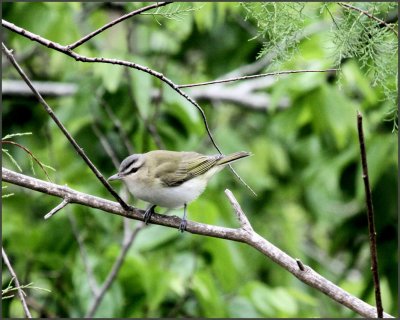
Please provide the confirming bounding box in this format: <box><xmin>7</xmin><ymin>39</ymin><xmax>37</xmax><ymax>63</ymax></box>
<box><xmin>126</xmin><ymin>166</ymin><xmax>139</xmax><ymax>175</ymax></box>
<box><xmin>121</xmin><ymin>158</ymin><xmax>137</xmax><ymax>172</ymax></box>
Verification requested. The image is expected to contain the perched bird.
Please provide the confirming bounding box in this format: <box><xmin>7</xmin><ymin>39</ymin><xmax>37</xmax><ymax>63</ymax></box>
<box><xmin>108</xmin><ymin>150</ymin><xmax>250</xmax><ymax>232</ymax></box>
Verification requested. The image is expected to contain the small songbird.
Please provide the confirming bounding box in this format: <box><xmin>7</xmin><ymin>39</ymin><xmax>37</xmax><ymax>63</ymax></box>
<box><xmin>108</xmin><ymin>150</ymin><xmax>250</xmax><ymax>232</ymax></box>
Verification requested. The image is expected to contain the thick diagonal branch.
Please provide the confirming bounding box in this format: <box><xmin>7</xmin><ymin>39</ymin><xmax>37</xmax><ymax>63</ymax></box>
<box><xmin>2</xmin><ymin>167</ymin><xmax>394</xmax><ymax>318</ymax></box>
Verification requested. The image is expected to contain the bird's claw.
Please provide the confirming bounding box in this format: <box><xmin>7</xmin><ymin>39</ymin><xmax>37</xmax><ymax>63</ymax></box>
<box><xmin>143</xmin><ymin>205</ymin><xmax>156</xmax><ymax>224</ymax></box>
<box><xmin>179</xmin><ymin>218</ymin><xmax>187</xmax><ymax>233</ymax></box>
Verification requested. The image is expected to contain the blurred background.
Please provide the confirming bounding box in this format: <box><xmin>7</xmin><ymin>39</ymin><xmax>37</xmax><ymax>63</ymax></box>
<box><xmin>2</xmin><ymin>2</ymin><xmax>398</xmax><ymax>318</ymax></box>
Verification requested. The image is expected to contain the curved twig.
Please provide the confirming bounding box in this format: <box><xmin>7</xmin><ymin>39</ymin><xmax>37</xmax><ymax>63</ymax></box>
<box><xmin>177</xmin><ymin>69</ymin><xmax>338</xmax><ymax>89</ymax></box>
<box><xmin>67</xmin><ymin>2</ymin><xmax>173</xmax><ymax>50</ymax></box>
<box><xmin>2</xmin><ymin>167</ymin><xmax>394</xmax><ymax>319</ymax></box>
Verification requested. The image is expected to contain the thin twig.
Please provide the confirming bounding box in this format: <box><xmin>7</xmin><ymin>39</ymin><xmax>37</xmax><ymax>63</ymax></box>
<box><xmin>44</xmin><ymin>198</ymin><xmax>69</xmax><ymax>219</ymax></box>
<box><xmin>356</xmin><ymin>111</ymin><xmax>383</xmax><ymax>318</ymax></box>
<box><xmin>67</xmin><ymin>2</ymin><xmax>173</xmax><ymax>50</ymax></box>
<box><xmin>1</xmin><ymin>42</ymin><xmax>131</xmax><ymax>211</ymax></box>
<box><xmin>224</xmin><ymin>189</ymin><xmax>253</xmax><ymax>232</ymax></box>
<box><xmin>338</xmin><ymin>2</ymin><xmax>398</xmax><ymax>36</ymax></box>
<box><xmin>1</xmin><ymin>140</ymin><xmax>53</xmax><ymax>181</ymax></box>
<box><xmin>85</xmin><ymin>223</ymin><xmax>144</xmax><ymax>317</ymax></box>
<box><xmin>2</xmin><ymin>247</ymin><xmax>32</xmax><ymax>318</ymax></box>
<box><xmin>177</xmin><ymin>69</ymin><xmax>339</xmax><ymax>88</ymax></box>
<box><xmin>2</xmin><ymin>167</ymin><xmax>394</xmax><ymax>318</ymax></box>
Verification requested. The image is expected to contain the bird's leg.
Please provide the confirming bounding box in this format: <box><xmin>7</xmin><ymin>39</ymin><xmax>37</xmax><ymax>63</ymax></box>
<box><xmin>144</xmin><ymin>204</ymin><xmax>157</xmax><ymax>224</ymax></box>
<box><xmin>179</xmin><ymin>203</ymin><xmax>188</xmax><ymax>232</ymax></box>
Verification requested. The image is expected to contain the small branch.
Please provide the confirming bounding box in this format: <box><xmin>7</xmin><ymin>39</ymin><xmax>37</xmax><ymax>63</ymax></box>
<box><xmin>67</xmin><ymin>2</ymin><xmax>173</xmax><ymax>50</ymax></box>
<box><xmin>356</xmin><ymin>111</ymin><xmax>384</xmax><ymax>318</ymax></box>
<box><xmin>177</xmin><ymin>69</ymin><xmax>339</xmax><ymax>89</ymax></box>
<box><xmin>225</xmin><ymin>189</ymin><xmax>253</xmax><ymax>232</ymax></box>
<box><xmin>338</xmin><ymin>2</ymin><xmax>398</xmax><ymax>36</ymax></box>
<box><xmin>85</xmin><ymin>223</ymin><xmax>144</xmax><ymax>317</ymax></box>
<box><xmin>44</xmin><ymin>198</ymin><xmax>69</xmax><ymax>219</ymax></box>
<box><xmin>2</xmin><ymin>247</ymin><xmax>32</xmax><ymax>318</ymax></box>
<box><xmin>1</xmin><ymin>42</ymin><xmax>131</xmax><ymax>211</ymax></box>
<box><xmin>187</xmin><ymin>77</ymin><xmax>289</xmax><ymax>111</ymax></box>
<box><xmin>2</xmin><ymin>167</ymin><xmax>394</xmax><ymax>318</ymax></box>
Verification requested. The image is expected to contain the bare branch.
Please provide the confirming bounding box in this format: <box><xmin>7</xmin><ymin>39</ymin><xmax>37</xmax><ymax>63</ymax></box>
<box><xmin>2</xmin><ymin>167</ymin><xmax>394</xmax><ymax>318</ymax></box>
<box><xmin>338</xmin><ymin>2</ymin><xmax>398</xmax><ymax>36</ymax></box>
<box><xmin>44</xmin><ymin>198</ymin><xmax>69</xmax><ymax>219</ymax></box>
<box><xmin>177</xmin><ymin>69</ymin><xmax>338</xmax><ymax>89</ymax></box>
<box><xmin>2</xmin><ymin>247</ymin><xmax>32</xmax><ymax>318</ymax></box>
<box><xmin>225</xmin><ymin>189</ymin><xmax>253</xmax><ymax>233</ymax></box>
<box><xmin>357</xmin><ymin>111</ymin><xmax>384</xmax><ymax>318</ymax></box>
<box><xmin>187</xmin><ymin>77</ymin><xmax>290</xmax><ymax>111</ymax></box>
<box><xmin>1</xmin><ymin>42</ymin><xmax>131</xmax><ymax>211</ymax></box>
<box><xmin>67</xmin><ymin>2</ymin><xmax>173</xmax><ymax>50</ymax></box>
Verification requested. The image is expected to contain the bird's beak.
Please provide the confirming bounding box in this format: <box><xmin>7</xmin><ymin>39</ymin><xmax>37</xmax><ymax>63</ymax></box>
<box><xmin>107</xmin><ymin>173</ymin><xmax>121</xmax><ymax>181</ymax></box>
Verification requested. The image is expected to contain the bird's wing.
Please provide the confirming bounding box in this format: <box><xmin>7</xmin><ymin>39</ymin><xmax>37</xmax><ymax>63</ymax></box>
<box><xmin>156</xmin><ymin>153</ymin><xmax>221</xmax><ymax>187</ymax></box>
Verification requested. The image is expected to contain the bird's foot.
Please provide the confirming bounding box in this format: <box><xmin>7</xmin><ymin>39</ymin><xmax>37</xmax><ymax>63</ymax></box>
<box><xmin>143</xmin><ymin>205</ymin><xmax>156</xmax><ymax>224</ymax></box>
<box><xmin>179</xmin><ymin>218</ymin><xmax>187</xmax><ymax>233</ymax></box>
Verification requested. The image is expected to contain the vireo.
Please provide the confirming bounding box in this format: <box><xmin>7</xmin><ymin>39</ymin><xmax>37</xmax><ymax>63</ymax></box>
<box><xmin>108</xmin><ymin>150</ymin><xmax>250</xmax><ymax>232</ymax></box>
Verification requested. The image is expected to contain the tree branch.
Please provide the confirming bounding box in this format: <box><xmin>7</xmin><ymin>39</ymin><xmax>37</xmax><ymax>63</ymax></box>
<box><xmin>44</xmin><ymin>198</ymin><xmax>69</xmax><ymax>219</ymax></box>
<box><xmin>67</xmin><ymin>2</ymin><xmax>173</xmax><ymax>50</ymax></box>
<box><xmin>1</xmin><ymin>42</ymin><xmax>131</xmax><ymax>211</ymax></box>
<box><xmin>2</xmin><ymin>247</ymin><xmax>33</xmax><ymax>318</ymax></box>
<box><xmin>177</xmin><ymin>69</ymin><xmax>338</xmax><ymax>88</ymax></box>
<box><xmin>357</xmin><ymin>111</ymin><xmax>384</xmax><ymax>318</ymax></box>
<box><xmin>2</xmin><ymin>167</ymin><xmax>394</xmax><ymax>318</ymax></box>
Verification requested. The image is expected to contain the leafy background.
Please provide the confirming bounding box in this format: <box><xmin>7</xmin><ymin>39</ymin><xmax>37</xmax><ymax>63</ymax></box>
<box><xmin>2</xmin><ymin>2</ymin><xmax>398</xmax><ymax>318</ymax></box>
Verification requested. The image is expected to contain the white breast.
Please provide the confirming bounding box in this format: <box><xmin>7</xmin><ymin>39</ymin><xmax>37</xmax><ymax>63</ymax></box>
<box><xmin>124</xmin><ymin>166</ymin><xmax>223</xmax><ymax>208</ymax></box>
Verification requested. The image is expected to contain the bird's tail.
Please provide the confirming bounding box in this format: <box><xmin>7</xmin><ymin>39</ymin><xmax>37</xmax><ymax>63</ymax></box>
<box><xmin>216</xmin><ymin>151</ymin><xmax>251</xmax><ymax>166</ymax></box>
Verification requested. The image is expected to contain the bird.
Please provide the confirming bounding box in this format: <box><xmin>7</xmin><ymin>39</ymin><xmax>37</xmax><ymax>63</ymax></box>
<box><xmin>108</xmin><ymin>150</ymin><xmax>251</xmax><ymax>232</ymax></box>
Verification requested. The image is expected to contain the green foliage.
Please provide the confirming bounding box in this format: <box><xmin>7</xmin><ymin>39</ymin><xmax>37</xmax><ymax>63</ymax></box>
<box><xmin>2</xmin><ymin>277</ymin><xmax>51</xmax><ymax>300</ymax></box>
<box><xmin>241</xmin><ymin>2</ymin><xmax>306</xmax><ymax>62</ymax></box>
<box><xmin>2</xmin><ymin>2</ymin><xmax>397</xmax><ymax>318</ymax></box>
<box><xmin>243</xmin><ymin>2</ymin><xmax>398</xmax><ymax>129</ymax></box>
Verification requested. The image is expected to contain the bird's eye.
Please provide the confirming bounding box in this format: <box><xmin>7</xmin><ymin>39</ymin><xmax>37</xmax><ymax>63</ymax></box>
<box><xmin>127</xmin><ymin>166</ymin><xmax>139</xmax><ymax>175</ymax></box>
